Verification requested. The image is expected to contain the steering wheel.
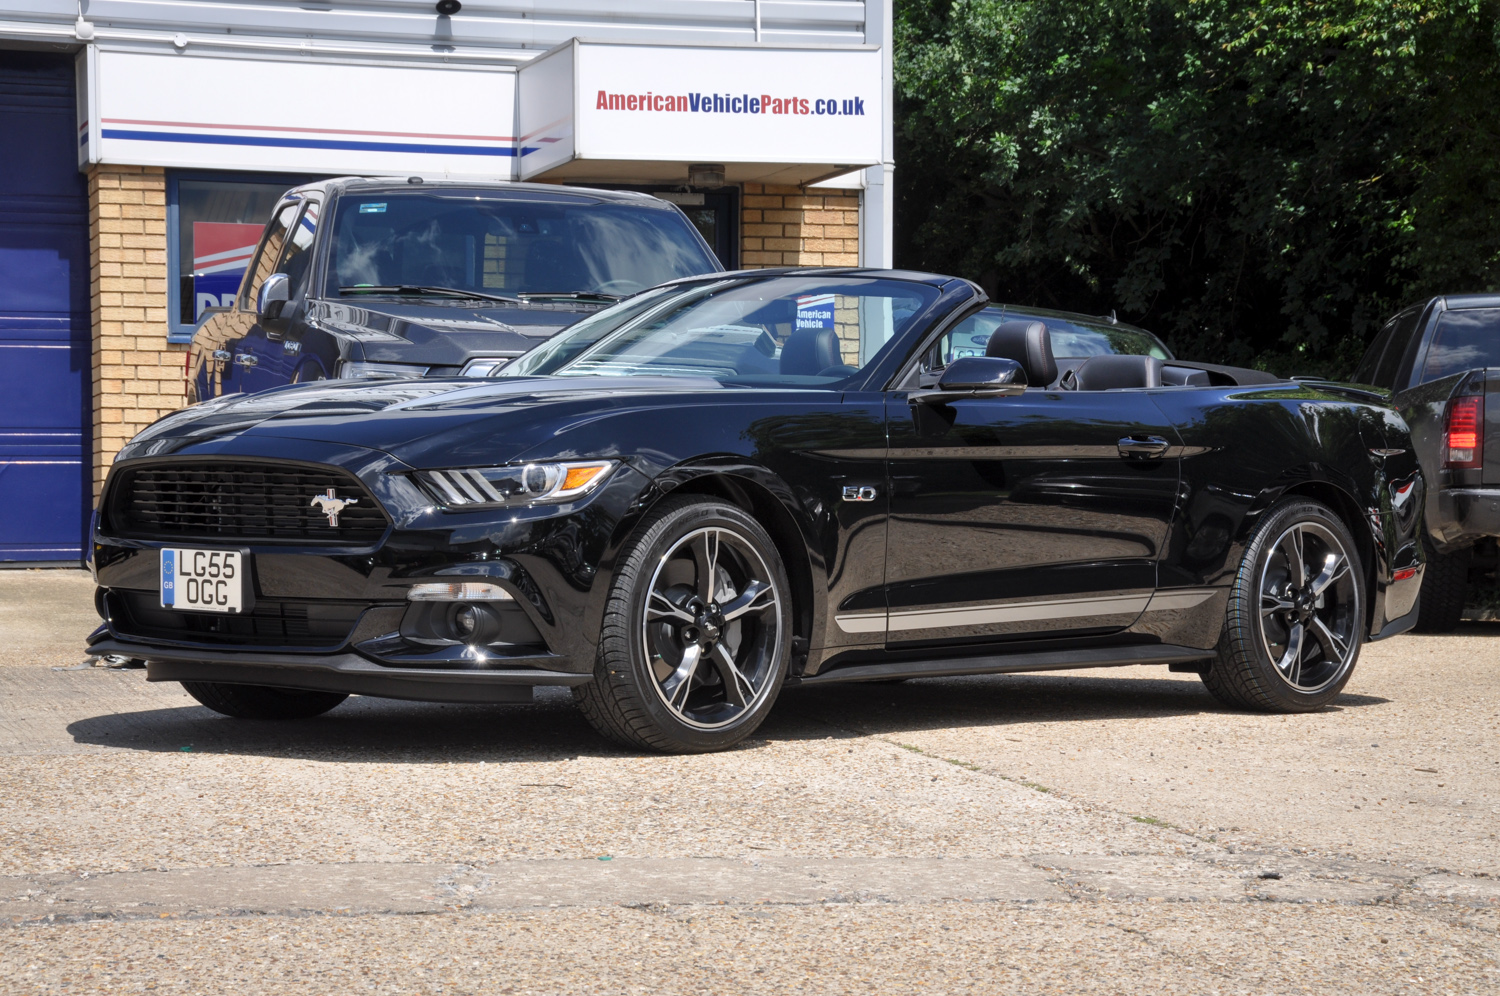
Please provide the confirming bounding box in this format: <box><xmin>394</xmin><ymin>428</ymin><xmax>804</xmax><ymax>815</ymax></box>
<box><xmin>595</xmin><ymin>279</ymin><xmax>646</xmax><ymax>295</ymax></box>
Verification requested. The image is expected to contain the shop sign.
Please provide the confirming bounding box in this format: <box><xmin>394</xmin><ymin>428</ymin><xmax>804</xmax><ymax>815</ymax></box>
<box><xmin>518</xmin><ymin>41</ymin><xmax>883</xmax><ymax>184</ymax></box>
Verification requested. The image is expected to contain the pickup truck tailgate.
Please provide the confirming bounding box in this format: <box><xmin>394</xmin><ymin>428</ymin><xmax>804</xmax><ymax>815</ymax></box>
<box><xmin>1486</xmin><ymin>369</ymin><xmax>1500</xmax><ymax>483</ymax></box>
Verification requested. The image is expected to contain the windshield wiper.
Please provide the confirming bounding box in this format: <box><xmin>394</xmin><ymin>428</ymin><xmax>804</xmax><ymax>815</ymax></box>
<box><xmin>339</xmin><ymin>285</ymin><xmax>524</xmax><ymax>305</ymax></box>
<box><xmin>514</xmin><ymin>291</ymin><xmax>623</xmax><ymax>303</ymax></box>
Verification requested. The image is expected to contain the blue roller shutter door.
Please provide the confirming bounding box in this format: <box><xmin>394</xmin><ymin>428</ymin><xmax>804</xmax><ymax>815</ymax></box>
<box><xmin>0</xmin><ymin>53</ymin><xmax>91</xmax><ymax>563</ymax></box>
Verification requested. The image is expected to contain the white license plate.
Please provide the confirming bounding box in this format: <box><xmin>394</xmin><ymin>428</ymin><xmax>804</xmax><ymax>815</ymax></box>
<box><xmin>161</xmin><ymin>549</ymin><xmax>245</xmax><ymax>613</ymax></box>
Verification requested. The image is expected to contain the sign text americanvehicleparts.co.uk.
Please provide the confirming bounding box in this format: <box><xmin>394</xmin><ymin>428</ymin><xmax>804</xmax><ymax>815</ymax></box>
<box><xmin>595</xmin><ymin>91</ymin><xmax>866</xmax><ymax>117</ymax></box>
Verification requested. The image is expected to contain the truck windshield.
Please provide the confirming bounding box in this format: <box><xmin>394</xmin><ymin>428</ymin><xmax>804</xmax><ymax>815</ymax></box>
<box><xmin>324</xmin><ymin>190</ymin><xmax>719</xmax><ymax>301</ymax></box>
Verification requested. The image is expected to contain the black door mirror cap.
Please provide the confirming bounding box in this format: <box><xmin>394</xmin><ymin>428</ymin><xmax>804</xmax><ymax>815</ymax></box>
<box><xmin>912</xmin><ymin>355</ymin><xmax>1029</xmax><ymax>404</ymax></box>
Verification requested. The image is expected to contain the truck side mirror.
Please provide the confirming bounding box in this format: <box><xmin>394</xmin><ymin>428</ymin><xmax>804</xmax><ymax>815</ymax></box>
<box><xmin>257</xmin><ymin>273</ymin><xmax>291</xmax><ymax>320</ymax></box>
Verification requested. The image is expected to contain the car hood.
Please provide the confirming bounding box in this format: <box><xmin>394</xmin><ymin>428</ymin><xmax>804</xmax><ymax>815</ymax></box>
<box><xmin>118</xmin><ymin>375</ymin><xmax>734</xmax><ymax>468</ymax></box>
<box><xmin>306</xmin><ymin>298</ymin><xmax>604</xmax><ymax>366</ymax></box>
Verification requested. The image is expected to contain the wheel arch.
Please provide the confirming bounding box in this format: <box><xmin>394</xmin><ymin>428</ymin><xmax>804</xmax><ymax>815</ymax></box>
<box><xmin>1251</xmin><ymin>477</ymin><xmax>1378</xmax><ymax>630</ymax></box>
<box><xmin>606</xmin><ymin>465</ymin><xmax>819</xmax><ymax>668</ymax></box>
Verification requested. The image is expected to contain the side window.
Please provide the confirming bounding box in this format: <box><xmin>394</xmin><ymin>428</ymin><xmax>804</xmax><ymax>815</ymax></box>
<box><xmin>1351</xmin><ymin>322</ymin><xmax>1394</xmax><ymax>385</ymax></box>
<box><xmin>279</xmin><ymin>200</ymin><xmax>320</xmax><ymax>301</ymax></box>
<box><xmin>238</xmin><ymin>201</ymin><xmax>299</xmax><ymax>311</ymax></box>
<box><xmin>1373</xmin><ymin>306</ymin><xmax>1423</xmax><ymax>389</ymax></box>
<box><xmin>1419</xmin><ymin>308</ymin><xmax>1500</xmax><ymax>384</ymax></box>
<box><xmin>924</xmin><ymin>310</ymin><xmax>1003</xmax><ymax>372</ymax></box>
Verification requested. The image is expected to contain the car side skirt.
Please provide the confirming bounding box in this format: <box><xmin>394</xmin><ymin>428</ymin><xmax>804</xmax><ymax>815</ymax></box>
<box><xmin>795</xmin><ymin>643</ymin><xmax>1215</xmax><ymax>685</ymax></box>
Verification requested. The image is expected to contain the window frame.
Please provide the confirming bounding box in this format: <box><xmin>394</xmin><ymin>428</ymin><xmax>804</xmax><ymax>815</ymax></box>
<box><xmin>165</xmin><ymin>170</ymin><xmax>324</xmax><ymax>343</ymax></box>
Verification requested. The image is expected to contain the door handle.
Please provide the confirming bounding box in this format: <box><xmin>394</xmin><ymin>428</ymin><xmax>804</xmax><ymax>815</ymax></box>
<box><xmin>1117</xmin><ymin>435</ymin><xmax>1170</xmax><ymax>459</ymax></box>
<box><xmin>212</xmin><ymin>349</ymin><xmax>231</xmax><ymax>362</ymax></box>
<box><xmin>233</xmin><ymin>353</ymin><xmax>259</xmax><ymax>367</ymax></box>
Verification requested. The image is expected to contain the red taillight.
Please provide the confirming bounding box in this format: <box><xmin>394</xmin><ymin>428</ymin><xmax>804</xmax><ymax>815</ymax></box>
<box><xmin>1393</xmin><ymin>566</ymin><xmax>1418</xmax><ymax>582</ymax></box>
<box><xmin>1444</xmin><ymin>395</ymin><xmax>1484</xmax><ymax>469</ymax></box>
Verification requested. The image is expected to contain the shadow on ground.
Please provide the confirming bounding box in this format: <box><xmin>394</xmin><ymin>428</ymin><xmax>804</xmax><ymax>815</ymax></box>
<box><xmin>65</xmin><ymin>668</ymin><xmax>1391</xmax><ymax>763</ymax></box>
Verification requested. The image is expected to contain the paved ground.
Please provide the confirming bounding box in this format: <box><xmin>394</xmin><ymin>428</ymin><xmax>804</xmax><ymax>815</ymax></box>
<box><xmin>1</xmin><ymin>569</ymin><xmax>1497</xmax><ymax>994</ymax></box>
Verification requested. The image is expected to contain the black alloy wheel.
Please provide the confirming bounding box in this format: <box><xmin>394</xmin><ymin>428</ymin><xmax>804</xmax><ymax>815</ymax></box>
<box><xmin>574</xmin><ymin>496</ymin><xmax>792</xmax><ymax>753</ymax></box>
<box><xmin>1202</xmin><ymin>499</ymin><xmax>1364</xmax><ymax>711</ymax></box>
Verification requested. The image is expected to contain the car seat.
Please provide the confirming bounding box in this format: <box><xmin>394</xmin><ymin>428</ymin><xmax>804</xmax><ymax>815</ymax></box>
<box><xmin>985</xmin><ymin>320</ymin><xmax>1058</xmax><ymax>387</ymax></box>
<box><xmin>1061</xmin><ymin>354</ymin><xmax>1164</xmax><ymax>390</ymax></box>
<box><xmin>780</xmin><ymin>328</ymin><xmax>843</xmax><ymax>376</ymax></box>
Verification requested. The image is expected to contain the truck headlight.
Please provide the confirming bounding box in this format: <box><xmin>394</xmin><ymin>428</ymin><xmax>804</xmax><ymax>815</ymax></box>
<box><xmin>338</xmin><ymin>360</ymin><xmax>430</xmax><ymax>380</ymax></box>
<box><xmin>415</xmin><ymin>460</ymin><xmax>615</xmax><ymax>508</ymax></box>
<box><xmin>459</xmin><ymin>356</ymin><xmax>514</xmax><ymax>377</ymax></box>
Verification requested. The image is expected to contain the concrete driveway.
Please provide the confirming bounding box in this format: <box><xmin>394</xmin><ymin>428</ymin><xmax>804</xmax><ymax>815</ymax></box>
<box><xmin>1</xmin><ymin>570</ymin><xmax>1496</xmax><ymax>993</ymax></box>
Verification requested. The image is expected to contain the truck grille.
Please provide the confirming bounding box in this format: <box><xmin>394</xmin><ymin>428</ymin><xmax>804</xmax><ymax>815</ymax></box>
<box><xmin>110</xmin><ymin>590</ymin><xmax>370</xmax><ymax>648</ymax></box>
<box><xmin>106</xmin><ymin>462</ymin><xmax>388</xmax><ymax>544</ymax></box>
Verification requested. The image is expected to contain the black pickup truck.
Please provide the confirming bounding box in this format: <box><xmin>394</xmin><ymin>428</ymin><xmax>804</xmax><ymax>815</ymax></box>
<box><xmin>1351</xmin><ymin>294</ymin><xmax>1500</xmax><ymax>629</ymax></box>
<box><xmin>187</xmin><ymin>177</ymin><xmax>722</xmax><ymax>401</ymax></box>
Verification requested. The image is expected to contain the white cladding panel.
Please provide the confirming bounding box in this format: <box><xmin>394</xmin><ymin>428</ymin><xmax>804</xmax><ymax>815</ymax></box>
<box><xmin>88</xmin><ymin>50</ymin><xmax>516</xmax><ymax>178</ymax></box>
<box><xmin>0</xmin><ymin>1</ymin><xmax>869</xmax><ymax>56</ymax></box>
<box><xmin>514</xmin><ymin>42</ymin><xmax>575</xmax><ymax>177</ymax></box>
<box><xmin>519</xmin><ymin>41</ymin><xmax>880</xmax><ymax>183</ymax></box>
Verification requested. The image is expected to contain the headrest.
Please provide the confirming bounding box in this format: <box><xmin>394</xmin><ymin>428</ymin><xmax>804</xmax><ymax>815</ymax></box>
<box><xmin>986</xmin><ymin>320</ymin><xmax>1058</xmax><ymax>387</ymax></box>
<box><xmin>781</xmin><ymin>328</ymin><xmax>843</xmax><ymax>376</ymax></box>
<box><xmin>1063</xmin><ymin>354</ymin><xmax>1164</xmax><ymax>391</ymax></box>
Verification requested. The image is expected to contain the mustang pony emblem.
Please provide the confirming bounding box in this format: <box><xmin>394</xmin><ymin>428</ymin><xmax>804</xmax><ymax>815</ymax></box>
<box><xmin>310</xmin><ymin>488</ymin><xmax>359</xmax><ymax>527</ymax></box>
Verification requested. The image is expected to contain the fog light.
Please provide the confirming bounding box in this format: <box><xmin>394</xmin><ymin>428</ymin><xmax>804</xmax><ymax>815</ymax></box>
<box><xmin>406</xmin><ymin>582</ymin><xmax>513</xmax><ymax>602</ymax></box>
<box><xmin>446</xmin><ymin>601</ymin><xmax>502</xmax><ymax>644</ymax></box>
<box><xmin>453</xmin><ymin>604</ymin><xmax>479</xmax><ymax>639</ymax></box>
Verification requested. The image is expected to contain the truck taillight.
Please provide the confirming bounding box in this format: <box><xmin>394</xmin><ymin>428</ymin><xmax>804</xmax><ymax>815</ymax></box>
<box><xmin>1443</xmin><ymin>394</ymin><xmax>1484</xmax><ymax>469</ymax></box>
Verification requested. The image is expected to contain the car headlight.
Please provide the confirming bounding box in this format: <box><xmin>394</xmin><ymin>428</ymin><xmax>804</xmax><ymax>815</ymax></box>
<box><xmin>415</xmin><ymin>460</ymin><xmax>616</xmax><ymax>508</ymax></box>
<box><xmin>338</xmin><ymin>360</ymin><xmax>430</xmax><ymax>380</ymax></box>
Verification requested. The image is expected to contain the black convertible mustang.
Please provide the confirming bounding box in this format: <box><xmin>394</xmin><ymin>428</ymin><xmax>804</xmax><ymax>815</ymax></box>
<box><xmin>88</xmin><ymin>269</ymin><xmax>1426</xmax><ymax>752</ymax></box>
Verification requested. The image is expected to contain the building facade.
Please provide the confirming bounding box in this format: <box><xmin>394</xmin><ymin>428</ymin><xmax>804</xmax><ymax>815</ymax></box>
<box><xmin>0</xmin><ymin>0</ymin><xmax>892</xmax><ymax>563</ymax></box>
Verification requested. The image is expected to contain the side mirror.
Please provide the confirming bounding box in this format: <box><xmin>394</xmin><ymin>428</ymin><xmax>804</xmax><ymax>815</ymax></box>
<box><xmin>257</xmin><ymin>272</ymin><xmax>291</xmax><ymax>320</ymax></box>
<box><xmin>912</xmin><ymin>355</ymin><xmax>1028</xmax><ymax>404</ymax></box>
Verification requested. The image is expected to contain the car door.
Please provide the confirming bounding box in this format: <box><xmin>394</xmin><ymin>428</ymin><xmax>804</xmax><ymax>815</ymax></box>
<box><xmin>879</xmin><ymin>337</ymin><xmax>1182</xmax><ymax>647</ymax></box>
<box><xmin>231</xmin><ymin>198</ymin><xmax>320</xmax><ymax>394</ymax></box>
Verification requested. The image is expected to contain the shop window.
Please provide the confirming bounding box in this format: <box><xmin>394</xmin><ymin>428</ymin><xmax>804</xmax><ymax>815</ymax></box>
<box><xmin>166</xmin><ymin>172</ymin><xmax>321</xmax><ymax>343</ymax></box>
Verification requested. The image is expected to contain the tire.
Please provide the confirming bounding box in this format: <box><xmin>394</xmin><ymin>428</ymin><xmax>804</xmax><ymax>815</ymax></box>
<box><xmin>182</xmin><ymin>681</ymin><xmax>348</xmax><ymax>720</ymax></box>
<box><xmin>1414</xmin><ymin>536</ymin><xmax>1470</xmax><ymax>633</ymax></box>
<box><xmin>1201</xmin><ymin>499</ymin><xmax>1364</xmax><ymax>712</ymax></box>
<box><xmin>572</xmin><ymin>496</ymin><xmax>793</xmax><ymax>753</ymax></box>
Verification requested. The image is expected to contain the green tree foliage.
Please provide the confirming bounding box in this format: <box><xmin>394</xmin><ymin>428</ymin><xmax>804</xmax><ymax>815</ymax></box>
<box><xmin>895</xmin><ymin>0</ymin><xmax>1500</xmax><ymax>374</ymax></box>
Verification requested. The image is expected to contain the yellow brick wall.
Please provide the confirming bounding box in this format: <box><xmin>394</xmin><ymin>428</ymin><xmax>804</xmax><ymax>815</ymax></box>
<box><xmin>89</xmin><ymin>164</ymin><xmax>182</xmax><ymax>496</ymax></box>
<box><xmin>740</xmin><ymin>184</ymin><xmax>860</xmax><ymax>267</ymax></box>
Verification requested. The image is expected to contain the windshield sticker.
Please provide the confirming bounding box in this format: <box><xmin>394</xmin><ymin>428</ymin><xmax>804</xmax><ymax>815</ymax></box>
<box><xmin>796</xmin><ymin>293</ymin><xmax>836</xmax><ymax>331</ymax></box>
<box><xmin>358</xmin><ymin>203</ymin><xmax>387</xmax><ymax>214</ymax></box>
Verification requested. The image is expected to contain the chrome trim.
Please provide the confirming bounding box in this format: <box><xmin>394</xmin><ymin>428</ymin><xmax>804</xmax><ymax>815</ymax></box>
<box><xmin>836</xmin><ymin>593</ymin><xmax>1153</xmax><ymax>634</ymax></box>
<box><xmin>834</xmin><ymin>587</ymin><xmax>1223</xmax><ymax>635</ymax></box>
<box><xmin>1139</xmin><ymin>587</ymin><xmax>1218</xmax><ymax>612</ymax></box>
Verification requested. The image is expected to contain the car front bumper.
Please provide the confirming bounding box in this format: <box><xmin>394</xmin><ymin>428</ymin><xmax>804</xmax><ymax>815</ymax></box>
<box><xmin>86</xmin><ymin>635</ymin><xmax>588</xmax><ymax>703</ymax></box>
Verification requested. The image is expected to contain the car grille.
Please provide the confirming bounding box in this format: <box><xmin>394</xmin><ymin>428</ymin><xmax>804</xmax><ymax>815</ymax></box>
<box><xmin>106</xmin><ymin>462</ymin><xmax>388</xmax><ymax>544</ymax></box>
<box><xmin>110</xmin><ymin>590</ymin><xmax>370</xmax><ymax>648</ymax></box>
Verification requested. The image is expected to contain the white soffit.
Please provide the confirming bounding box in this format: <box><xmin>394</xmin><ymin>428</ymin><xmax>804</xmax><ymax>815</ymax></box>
<box><xmin>79</xmin><ymin>49</ymin><xmax>517</xmax><ymax>178</ymax></box>
<box><xmin>517</xmin><ymin>40</ymin><xmax>882</xmax><ymax>185</ymax></box>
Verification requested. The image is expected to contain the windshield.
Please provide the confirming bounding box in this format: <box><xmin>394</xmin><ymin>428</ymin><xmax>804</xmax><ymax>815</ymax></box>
<box><xmin>323</xmin><ymin>190</ymin><xmax>719</xmax><ymax>300</ymax></box>
<box><xmin>940</xmin><ymin>308</ymin><xmax>1172</xmax><ymax>362</ymax></box>
<box><xmin>497</xmin><ymin>276</ymin><xmax>939</xmax><ymax>386</ymax></box>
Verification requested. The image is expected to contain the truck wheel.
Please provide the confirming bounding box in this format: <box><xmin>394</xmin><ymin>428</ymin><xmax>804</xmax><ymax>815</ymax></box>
<box><xmin>182</xmin><ymin>682</ymin><xmax>348</xmax><ymax>719</ymax></box>
<box><xmin>1414</xmin><ymin>537</ymin><xmax>1471</xmax><ymax>632</ymax></box>
<box><xmin>573</xmin><ymin>496</ymin><xmax>792</xmax><ymax>754</ymax></box>
<box><xmin>1201</xmin><ymin>499</ymin><xmax>1363</xmax><ymax>712</ymax></box>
